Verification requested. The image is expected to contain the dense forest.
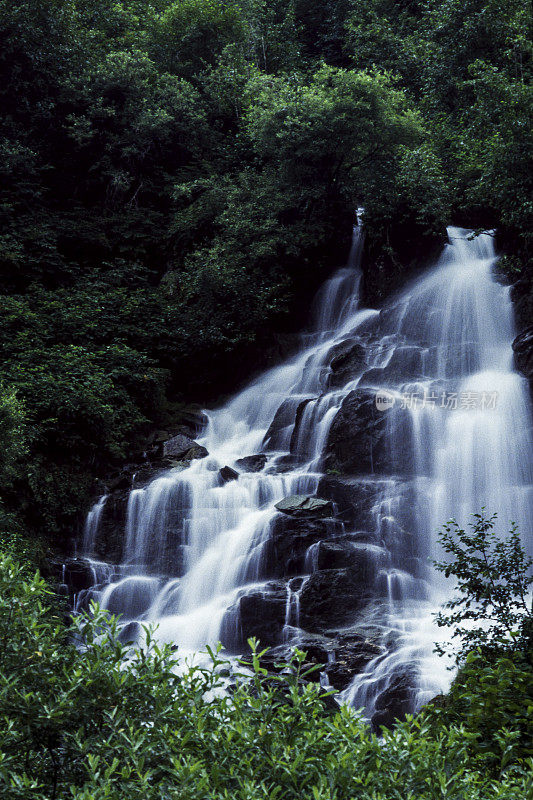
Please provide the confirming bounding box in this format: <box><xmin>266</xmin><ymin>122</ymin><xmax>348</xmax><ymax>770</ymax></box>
<box><xmin>0</xmin><ymin>0</ymin><xmax>531</xmax><ymax>547</ymax></box>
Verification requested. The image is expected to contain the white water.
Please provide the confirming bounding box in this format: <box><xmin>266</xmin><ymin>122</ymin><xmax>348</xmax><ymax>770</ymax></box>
<box><xmin>80</xmin><ymin>225</ymin><xmax>533</xmax><ymax>719</ymax></box>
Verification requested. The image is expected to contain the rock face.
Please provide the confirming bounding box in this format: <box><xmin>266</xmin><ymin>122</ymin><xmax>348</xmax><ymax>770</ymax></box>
<box><xmin>234</xmin><ymin>454</ymin><xmax>267</xmax><ymax>472</ymax></box>
<box><xmin>371</xmin><ymin>671</ymin><xmax>418</xmax><ymax>731</ymax></box>
<box><xmin>268</xmin><ymin>514</ymin><xmax>343</xmax><ymax>576</ymax></box>
<box><xmin>61</xmin><ymin>558</ymin><xmax>96</xmax><ymax>594</ymax></box>
<box><xmin>219</xmin><ymin>466</ymin><xmax>239</xmax><ymax>482</ymax></box>
<box><xmin>239</xmin><ymin>630</ymin><xmax>386</xmax><ymax>693</ymax></box>
<box><xmin>289</xmin><ymin>398</ymin><xmax>314</xmax><ymax>455</ymax></box>
<box><xmin>323</xmin><ymin>388</ymin><xmax>413</xmax><ymax>476</ymax></box>
<box><xmin>274</xmin><ymin>495</ymin><xmax>334</xmax><ymax>517</ymax></box>
<box><xmin>327</xmin><ymin>338</ymin><xmax>366</xmax><ymax>388</ymax></box>
<box><xmin>510</xmin><ymin>275</ymin><xmax>533</xmax><ymax>333</ymax></box>
<box><xmin>513</xmin><ymin>325</ymin><xmax>533</xmax><ymax>384</ymax></box>
<box><xmin>299</xmin><ymin>568</ymin><xmax>372</xmax><ymax>632</ymax></box>
<box><xmin>263</xmin><ymin>398</ymin><xmax>307</xmax><ymax>451</ymax></box>
<box><xmin>231</xmin><ymin>582</ymin><xmax>288</xmax><ymax>649</ymax></box>
<box><xmin>361</xmin><ymin>345</ymin><xmax>424</xmax><ymax>386</ymax></box>
<box><xmin>163</xmin><ymin>434</ymin><xmax>208</xmax><ymax>460</ymax></box>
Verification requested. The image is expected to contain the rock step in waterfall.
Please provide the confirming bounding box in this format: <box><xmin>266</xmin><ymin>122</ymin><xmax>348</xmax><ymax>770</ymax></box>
<box><xmin>68</xmin><ymin>224</ymin><xmax>533</xmax><ymax>728</ymax></box>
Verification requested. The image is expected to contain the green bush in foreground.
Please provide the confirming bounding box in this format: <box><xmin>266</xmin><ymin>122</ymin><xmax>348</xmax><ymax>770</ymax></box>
<box><xmin>0</xmin><ymin>552</ymin><xmax>531</xmax><ymax>800</ymax></box>
<box><xmin>430</xmin><ymin>513</ymin><xmax>533</xmax><ymax>770</ymax></box>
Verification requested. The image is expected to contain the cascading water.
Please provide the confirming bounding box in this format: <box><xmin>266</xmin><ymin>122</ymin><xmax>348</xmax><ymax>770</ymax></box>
<box><xmin>79</xmin><ymin>223</ymin><xmax>532</xmax><ymax>722</ymax></box>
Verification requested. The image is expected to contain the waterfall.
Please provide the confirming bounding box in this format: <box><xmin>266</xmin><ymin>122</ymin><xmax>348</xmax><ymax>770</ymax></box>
<box><xmin>82</xmin><ymin>494</ymin><xmax>108</xmax><ymax>554</ymax></box>
<box><xmin>80</xmin><ymin>224</ymin><xmax>533</xmax><ymax>722</ymax></box>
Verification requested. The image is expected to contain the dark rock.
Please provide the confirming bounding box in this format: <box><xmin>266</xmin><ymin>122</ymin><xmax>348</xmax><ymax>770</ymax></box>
<box><xmin>511</xmin><ymin>276</ymin><xmax>533</xmax><ymax>333</ymax></box>
<box><xmin>275</xmin><ymin>495</ymin><xmax>334</xmax><ymax>517</ymax></box>
<box><xmin>149</xmin><ymin>407</ymin><xmax>207</xmax><ymax>445</ymax></box>
<box><xmin>372</xmin><ymin>670</ymin><xmax>418</xmax><ymax>730</ymax></box>
<box><xmin>107</xmin><ymin>471</ymin><xmax>134</xmax><ymax>492</ymax></box>
<box><xmin>265</xmin><ymin>454</ymin><xmax>298</xmax><ymax>473</ymax></box>
<box><xmin>324</xmin><ymin>388</ymin><xmax>413</xmax><ymax>476</ymax></box>
<box><xmin>242</xmin><ymin>634</ymin><xmax>334</xmax><ymax>674</ymax></box>
<box><xmin>235</xmin><ymin>454</ymin><xmax>268</xmax><ymax>473</ymax></box>
<box><xmin>268</xmin><ymin>514</ymin><xmax>342</xmax><ymax>576</ymax></box>
<box><xmin>318</xmin><ymin>475</ymin><xmax>389</xmax><ymax>529</ymax></box>
<box><xmin>289</xmin><ymin>398</ymin><xmax>314</xmax><ymax>455</ymax></box>
<box><xmin>299</xmin><ymin>568</ymin><xmax>372</xmax><ymax>632</ymax></box>
<box><xmin>175</xmin><ymin>406</ymin><xmax>208</xmax><ymax>437</ymax></box>
<box><xmin>101</xmin><ymin>575</ymin><xmax>161</xmax><ymax>619</ymax></box>
<box><xmin>220</xmin><ymin>466</ymin><xmax>239</xmax><ymax>482</ymax></box>
<box><xmin>327</xmin><ymin>338</ymin><xmax>367</xmax><ymax>388</ymax></box>
<box><xmin>309</xmin><ymin>539</ymin><xmax>382</xmax><ymax>577</ymax></box>
<box><xmin>360</xmin><ymin>345</ymin><xmax>424</xmax><ymax>386</ymax></box>
<box><xmin>62</xmin><ymin>558</ymin><xmax>96</xmax><ymax>593</ymax></box>
<box><xmin>324</xmin><ymin>638</ymin><xmax>385</xmax><ymax>690</ymax></box>
<box><xmin>163</xmin><ymin>433</ymin><xmax>208</xmax><ymax>460</ymax></box>
<box><xmin>118</xmin><ymin>621</ymin><xmax>141</xmax><ymax>644</ymax></box>
<box><xmin>238</xmin><ymin>626</ymin><xmax>388</xmax><ymax>695</ymax></box>
<box><xmin>235</xmin><ymin>582</ymin><xmax>288</xmax><ymax>648</ymax></box>
<box><xmin>263</xmin><ymin>397</ymin><xmax>311</xmax><ymax>452</ymax></box>
<box><xmin>89</xmin><ymin>489</ymin><xmax>129</xmax><ymax>563</ymax></box>
<box><xmin>132</xmin><ymin>463</ymin><xmax>169</xmax><ymax>487</ymax></box>
<box><xmin>513</xmin><ymin>325</ymin><xmax>533</xmax><ymax>382</ymax></box>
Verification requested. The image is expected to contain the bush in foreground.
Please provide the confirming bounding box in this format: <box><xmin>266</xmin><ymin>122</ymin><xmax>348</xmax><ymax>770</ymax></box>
<box><xmin>0</xmin><ymin>552</ymin><xmax>531</xmax><ymax>799</ymax></box>
<box><xmin>430</xmin><ymin>513</ymin><xmax>533</xmax><ymax>770</ymax></box>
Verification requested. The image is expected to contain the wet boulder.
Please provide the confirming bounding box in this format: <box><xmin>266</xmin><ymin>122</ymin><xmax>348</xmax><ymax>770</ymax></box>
<box><xmin>324</xmin><ymin>636</ymin><xmax>385</xmax><ymax>690</ymax></box>
<box><xmin>234</xmin><ymin>582</ymin><xmax>288</xmax><ymax>649</ymax></box>
<box><xmin>62</xmin><ymin>558</ymin><xmax>96</xmax><ymax>594</ymax></box>
<box><xmin>371</xmin><ymin>670</ymin><xmax>418</xmax><ymax>731</ymax></box>
<box><xmin>289</xmin><ymin>398</ymin><xmax>314</xmax><ymax>456</ymax></box>
<box><xmin>324</xmin><ymin>388</ymin><xmax>413</xmax><ymax>476</ymax></box>
<box><xmin>101</xmin><ymin>576</ymin><xmax>161</xmax><ymax>620</ymax></box>
<box><xmin>327</xmin><ymin>338</ymin><xmax>367</xmax><ymax>388</ymax></box>
<box><xmin>235</xmin><ymin>454</ymin><xmax>268</xmax><ymax>473</ymax></box>
<box><xmin>360</xmin><ymin>345</ymin><xmax>425</xmax><ymax>386</ymax></box>
<box><xmin>308</xmin><ymin>539</ymin><xmax>383</xmax><ymax>578</ymax></box>
<box><xmin>275</xmin><ymin>495</ymin><xmax>334</xmax><ymax>517</ymax></box>
<box><xmin>299</xmin><ymin>568</ymin><xmax>372</xmax><ymax>632</ymax></box>
<box><xmin>318</xmin><ymin>475</ymin><xmax>389</xmax><ymax>529</ymax></box>
<box><xmin>263</xmin><ymin>397</ymin><xmax>311</xmax><ymax>452</ymax></box>
<box><xmin>219</xmin><ymin>466</ymin><xmax>239</xmax><ymax>482</ymax></box>
<box><xmin>241</xmin><ymin>633</ymin><xmax>334</xmax><ymax>674</ymax></box>
<box><xmin>513</xmin><ymin>325</ymin><xmax>533</xmax><ymax>382</ymax></box>
<box><xmin>163</xmin><ymin>434</ymin><xmax>208</xmax><ymax>460</ymax></box>
<box><xmin>118</xmin><ymin>621</ymin><xmax>141</xmax><ymax>645</ymax></box>
<box><xmin>175</xmin><ymin>406</ymin><xmax>208</xmax><ymax>437</ymax></box>
<box><xmin>263</xmin><ymin>398</ymin><xmax>300</xmax><ymax>451</ymax></box>
<box><xmin>268</xmin><ymin>514</ymin><xmax>342</xmax><ymax>577</ymax></box>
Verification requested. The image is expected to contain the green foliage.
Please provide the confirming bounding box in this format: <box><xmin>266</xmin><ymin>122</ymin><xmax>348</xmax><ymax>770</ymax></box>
<box><xmin>151</xmin><ymin>0</ymin><xmax>247</xmax><ymax>78</ymax></box>
<box><xmin>0</xmin><ymin>550</ymin><xmax>531</xmax><ymax>799</ymax></box>
<box><xmin>0</xmin><ymin>0</ymin><xmax>530</xmax><ymax>543</ymax></box>
<box><xmin>0</xmin><ymin>385</ymin><xmax>26</xmax><ymax>484</ymax></box>
<box><xmin>434</xmin><ymin>513</ymin><xmax>533</xmax><ymax>661</ymax></box>
<box><xmin>428</xmin><ymin>514</ymin><xmax>533</xmax><ymax>772</ymax></box>
<box><xmin>429</xmin><ymin>649</ymin><xmax>533</xmax><ymax>771</ymax></box>
<box><xmin>344</xmin><ymin>0</ymin><xmax>532</xmax><ymax>267</ymax></box>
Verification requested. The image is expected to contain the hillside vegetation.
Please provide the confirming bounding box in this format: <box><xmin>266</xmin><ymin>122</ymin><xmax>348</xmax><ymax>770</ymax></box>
<box><xmin>0</xmin><ymin>0</ymin><xmax>530</xmax><ymax>544</ymax></box>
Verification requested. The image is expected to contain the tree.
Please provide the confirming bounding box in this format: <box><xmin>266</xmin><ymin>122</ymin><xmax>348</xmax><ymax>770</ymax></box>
<box><xmin>434</xmin><ymin>512</ymin><xmax>533</xmax><ymax>662</ymax></box>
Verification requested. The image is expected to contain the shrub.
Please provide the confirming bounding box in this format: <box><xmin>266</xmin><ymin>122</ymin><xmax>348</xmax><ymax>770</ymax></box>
<box><xmin>0</xmin><ymin>550</ymin><xmax>531</xmax><ymax>799</ymax></box>
<box><xmin>434</xmin><ymin>512</ymin><xmax>533</xmax><ymax>661</ymax></box>
<box><xmin>428</xmin><ymin>513</ymin><xmax>533</xmax><ymax>771</ymax></box>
